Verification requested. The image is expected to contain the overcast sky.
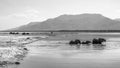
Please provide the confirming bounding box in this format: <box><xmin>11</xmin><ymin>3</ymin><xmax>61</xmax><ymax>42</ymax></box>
<box><xmin>0</xmin><ymin>0</ymin><xmax>120</xmax><ymax>30</ymax></box>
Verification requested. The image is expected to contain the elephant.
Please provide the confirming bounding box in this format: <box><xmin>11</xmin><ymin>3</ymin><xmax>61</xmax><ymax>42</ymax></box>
<box><xmin>15</xmin><ymin>62</ymin><xmax>20</xmax><ymax>65</ymax></box>
<box><xmin>69</xmin><ymin>39</ymin><xmax>81</xmax><ymax>45</ymax></box>
<box><xmin>74</xmin><ymin>39</ymin><xmax>81</xmax><ymax>44</ymax></box>
<box><xmin>82</xmin><ymin>41</ymin><xmax>91</xmax><ymax>44</ymax></box>
<box><xmin>92</xmin><ymin>38</ymin><xmax>106</xmax><ymax>44</ymax></box>
<box><xmin>23</xmin><ymin>48</ymin><xmax>28</xmax><ymax>51</ymax></box>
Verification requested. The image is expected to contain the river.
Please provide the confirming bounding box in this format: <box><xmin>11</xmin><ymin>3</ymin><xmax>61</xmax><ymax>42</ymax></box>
<box><xmin>1</xmin><ymin>33</ymin><xmax>120</xmax><ymax>68</ymax></box>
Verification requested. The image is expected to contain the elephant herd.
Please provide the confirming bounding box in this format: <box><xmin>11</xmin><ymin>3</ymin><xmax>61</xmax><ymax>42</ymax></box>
<box><xmin>9</xmin><ymin>32</ymin><xmax>30</xmax><ymax>35</ymax></box>
<box><xmin>69</xmin><ymin>38</ymin><xmax>106</xmax><ymax>45</ymax></box>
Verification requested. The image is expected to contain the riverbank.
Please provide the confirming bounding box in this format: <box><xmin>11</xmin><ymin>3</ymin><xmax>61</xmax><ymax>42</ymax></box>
<box><xmin>0</xmin><ymin>36</ymin><xmax>45</xmax><ymax>67</ymax></box>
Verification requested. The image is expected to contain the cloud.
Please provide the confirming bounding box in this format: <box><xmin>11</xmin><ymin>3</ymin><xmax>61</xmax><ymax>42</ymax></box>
<box><xmin>116</xmin><ymin>10</ymin><xmax>120</xmax><ymax>13</ymax></box>
<box><xmin>11</xmin><ymin>9</ymin><xmax>41</xmax><ymax>20</ymax></box>
<box><xmin>0</xmin><ymin>8</ymin><xmax>44</xmax><ymax>30</ymax></box>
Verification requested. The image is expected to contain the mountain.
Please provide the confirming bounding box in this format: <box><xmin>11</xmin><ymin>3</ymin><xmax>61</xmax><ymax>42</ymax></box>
<box><xmin>115</xmin><ymin>18</ymin><xmax>120</xmax><ymax>22</ymax></box>
<box><xmin>9</xmin><ymin>13</ymin><xmax>120</xmax><ymax>31</ymax></box>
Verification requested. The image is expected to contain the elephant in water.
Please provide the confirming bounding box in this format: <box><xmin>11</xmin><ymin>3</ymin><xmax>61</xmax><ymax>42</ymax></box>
<box><xmin>92</xmin><ymin>38</ymin><xmax>106</xmax><ymax>44</ymax></box>
<box><xmin>69</xmin><ymin>39</ymin><xmax>81</xmax><ymax>45</ymax></box>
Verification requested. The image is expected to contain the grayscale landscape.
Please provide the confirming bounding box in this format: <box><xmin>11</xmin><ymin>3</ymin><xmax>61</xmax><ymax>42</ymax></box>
<box><xmin>0</xmin><ymin>0</ymin><xmax>120</xmax><ymax>68</ymax></box>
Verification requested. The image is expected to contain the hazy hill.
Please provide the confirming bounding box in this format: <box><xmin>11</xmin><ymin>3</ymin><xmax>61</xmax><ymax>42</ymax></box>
<box><xmin>9</xmin><ymin>13</ymin><xmax>120</xmax><ymax>31</ymax></box>
<box><xmin>115</xmin><ymin>18</ymin><xmax>120</xmax><ymax>22</ymax></box>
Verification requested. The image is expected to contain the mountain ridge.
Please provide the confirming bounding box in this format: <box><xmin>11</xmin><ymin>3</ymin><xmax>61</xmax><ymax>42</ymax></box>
<box><xmin>115</xmin><ymin>18</ymin><xmax>120</xmax><ymax>22</ymax></box>
<box><xmin>7</xmin><ymin>13</ymin><xmax>120</xmax><ymax>31</ymax></box>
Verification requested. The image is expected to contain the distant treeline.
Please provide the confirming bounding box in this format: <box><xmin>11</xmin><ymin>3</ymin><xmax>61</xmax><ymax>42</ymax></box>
<box><xmin>1</xmin><ymin>30</ymin><xmax>120</xmax><ymax>32</ymax></box>
<box><xmin>58</xmin><ymin>30</ymin><xmax>120</xmax><ymax>32</ymax></box>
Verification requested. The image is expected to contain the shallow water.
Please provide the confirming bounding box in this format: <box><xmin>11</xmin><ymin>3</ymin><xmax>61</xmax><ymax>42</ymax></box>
<box><xmin>1</xmin><ymin>33</ymin><xmax>120</xmax><ymax>68</ymax></box>
<box><xmin>19</xmin><ymin>43</ymin><xmax>120</xmax><ymax>68</ymax></box>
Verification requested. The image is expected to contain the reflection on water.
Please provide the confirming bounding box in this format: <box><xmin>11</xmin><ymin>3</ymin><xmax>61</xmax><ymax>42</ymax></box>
<box><xmin>28</xmin><ymin>40</ymin><xmax>120</xmax><ymax>58</ymax></box>
<box><xmin>20</xmin><ymin>39</ymin><xmax>120</xmax><ymax>68</ymax></box>
<box><xmin>69</xmin><ymin>44</ymin><xmax>106</xmax><ymax>50</ymax></box>
<box><xmin>92</xmin><ymin>44</ymin><xmax>105</xmax><ymax>50</ymax></box>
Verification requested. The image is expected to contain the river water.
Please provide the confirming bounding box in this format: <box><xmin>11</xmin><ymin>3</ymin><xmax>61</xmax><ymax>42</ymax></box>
<box><xmin>1</xmin><ymin>33</ymin><xmax>120</xmax><ymax>68</ymax></box>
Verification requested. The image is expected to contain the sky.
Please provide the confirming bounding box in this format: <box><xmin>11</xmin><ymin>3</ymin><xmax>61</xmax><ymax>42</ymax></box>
<box><xmin>0</xmin><ymin>0</ymin><xmax>120</xmax><ymax>30</ymax></box>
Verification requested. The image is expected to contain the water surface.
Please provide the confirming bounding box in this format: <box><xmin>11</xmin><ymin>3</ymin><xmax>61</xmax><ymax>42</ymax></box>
<box><xmin>1</xmin><ymin>33</ymin><xmax>120</xmax><ymax>68</ymax></box>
